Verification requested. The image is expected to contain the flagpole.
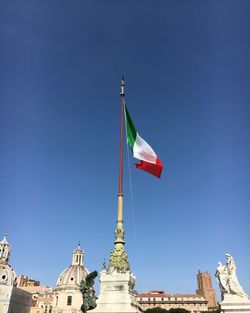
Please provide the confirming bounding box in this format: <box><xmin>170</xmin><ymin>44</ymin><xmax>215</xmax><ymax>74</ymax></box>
<box><xmin>118</xmin><ymin>77</ymin><xmax>125</xmax><ymax>223</ymax></box>
<box><xmin>114</xmin><ymin>77</ymin><xmax>125</xmax><ymax>245</ymax></box>
<box><xmin>108</xmin><ymin>77</ymin><xmax>130</xmax><ymax>272</ymax></box>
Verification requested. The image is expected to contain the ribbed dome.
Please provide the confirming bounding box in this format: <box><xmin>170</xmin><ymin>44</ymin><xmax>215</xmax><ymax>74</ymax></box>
<box><xmin>56</xmin><ymin>244</ymin><xmax>89</xmax><ymax>287</ymax></box>
<box><xmin>56</xmin><ymin>264</ymin><xmax>88</xmax><ymax>287</ymax></box>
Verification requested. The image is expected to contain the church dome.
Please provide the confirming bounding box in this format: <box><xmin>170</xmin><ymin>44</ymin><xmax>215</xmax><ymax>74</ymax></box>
<box><xmin>0</xmin><ymin>234</ymin><xmax>17</xmax><ymax>287</ymax></box>
<box><xmin>56</xmin><ymin>264</ymin><xmax>88</xmax><ymax>287</ymax></box>
<box><xmin>0</xmin><ymin>263</ymin><xmax>17</xmax><ymax>286</ymax></box>
<box><xmin>56</xmin><ymin>244</ymin><xmax>89</xmax><ymax>288</ymax></box>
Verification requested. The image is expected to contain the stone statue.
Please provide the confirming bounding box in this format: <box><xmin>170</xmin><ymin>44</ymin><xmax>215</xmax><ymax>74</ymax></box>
<box><xmin>215</xmin><ymin>254</ymin><xmax>248</xmax><ymax>300</ymax></box>
<box><xmin>79</xmin><ymin>270</ymin><xmax>98</xmax><ymax>313</ymax></box>
<box><xmin>225</xmin><ymin>254</ymin><xmax>247</xmax><ymax>298</ymax></box>
<box><xmin>215</xmin><ymin>261</ymin><xmax>229</xmax><ymax>296</ymax></box>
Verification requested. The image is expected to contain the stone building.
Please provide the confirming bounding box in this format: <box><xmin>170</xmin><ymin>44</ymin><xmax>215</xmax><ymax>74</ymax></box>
<box><xmin>17</xmin><ymin>275</ymin><xmax>40</xmax><ymax>287</ymax></box>
<box><xmin>30</xmin><ymin>289</ymin><xmax>54</xmax><ymax>313</ymax></box>
<box><xmin>52</xmin><ymin>244</ymin><xmax>88</xmax><ymax>313</ymax></box>
<box><xmin>0</xmin><ymin>234</ymin><xmax>32</xmax><ymax>313</ymax></box>
<box><xmin>18</xmin><ymin>285</ymin><xmax>53</xmax><ymax>313</ymax></box>
<box><xmin>136</xmin><ymin>290</ymin><xmax>208</xmax><ymax>313</ymax></box>
<box><xmin>196</xmin><ymin>271</ymin><xmax>218</xmax><ymax>310</ymax></box>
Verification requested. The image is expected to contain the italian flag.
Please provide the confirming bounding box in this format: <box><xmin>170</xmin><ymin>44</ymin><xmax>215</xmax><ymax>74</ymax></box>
<box><xmin>125</xmin><ymin>105</ymin><xmax>163</xmax><ymax>178</ymax></box>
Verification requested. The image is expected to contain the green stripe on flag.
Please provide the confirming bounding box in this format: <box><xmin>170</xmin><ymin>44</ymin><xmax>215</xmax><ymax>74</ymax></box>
<box><xmin>125</xmin><ymin>105</ymin><xmax>137</xmax><ymax>148</ymax></box>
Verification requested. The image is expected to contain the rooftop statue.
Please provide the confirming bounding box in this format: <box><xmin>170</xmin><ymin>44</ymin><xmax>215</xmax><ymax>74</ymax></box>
<box><xmin>215</xmin><ymin>254</ymin><xmax>248</xmax><ymax>300</ymax></box>
<box><xmin>79</xmin><ymin>270</ymin><xmax>98</xmax><ymax>313</ymax></box>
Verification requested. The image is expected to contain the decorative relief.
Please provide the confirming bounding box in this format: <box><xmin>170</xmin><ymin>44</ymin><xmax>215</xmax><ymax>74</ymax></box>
<box><xmin>108</xmin><ymin>244</ymin><xmax>130</xmax><ymax>272</ymax></box>
<box><xmin>108</xmin><ymin>224</ymin><xmax>130</xmax><ymax>272</ymax></box>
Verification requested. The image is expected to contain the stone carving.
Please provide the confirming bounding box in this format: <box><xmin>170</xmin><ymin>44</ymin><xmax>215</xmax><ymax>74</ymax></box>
<box><xmin>108</xmin><ymin>225</ymin><xmax>130</xmax><ymax>273</ymax></box>
<box><xmin>215</xmin><ymin>254</ymin><xmax>248</xmax><ymax>300</ymax></box>
<box><xmin>79</xmin><ymin>271</ymin><xmax>98</xmax><ymax>313</ymax></box>
<box><xmin>108</xmin><ymin>244</ymin><xmax>130</xmax><ymax>273</ymax></box>
<box><xmin>216</xmin><ymin>262</ymin><xmax>229</xmax><ymax>296</ymax></box>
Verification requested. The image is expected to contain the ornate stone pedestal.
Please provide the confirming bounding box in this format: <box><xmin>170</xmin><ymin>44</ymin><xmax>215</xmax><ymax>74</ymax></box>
<box><xmin>92</xmin><ymin>269</ymin><xmax>141</xmax><ymax>313</ymax></box>
<box><xmin>220</xmin><ymin>295</ymin><xmax>250</xmax><ymax>313</ymax></box>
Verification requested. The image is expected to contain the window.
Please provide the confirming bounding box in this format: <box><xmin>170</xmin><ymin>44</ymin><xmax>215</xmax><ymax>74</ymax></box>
<box><xmin>67</xmin><ymin>295</ymin><xmax>72</xmax><ymax>306</ymax></box>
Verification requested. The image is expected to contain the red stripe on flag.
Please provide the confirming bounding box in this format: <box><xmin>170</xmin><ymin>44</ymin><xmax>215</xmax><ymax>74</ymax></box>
<box><xmin>135</xmin><ymin>157</ymin><xmax>163</xmax><ymax>178</ymax></box>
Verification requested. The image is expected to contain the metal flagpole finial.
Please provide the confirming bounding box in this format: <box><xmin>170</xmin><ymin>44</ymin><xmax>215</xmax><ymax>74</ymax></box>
<box><xmin>120</xmin><ymin>76</ymin><xmax>125</xmax><ymax>96</ymax></box>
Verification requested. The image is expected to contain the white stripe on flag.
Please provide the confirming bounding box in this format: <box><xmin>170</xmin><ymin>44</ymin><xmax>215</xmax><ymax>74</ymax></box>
<box><xmin>133</xmin><ymin>133</ymin><xmax>157</xmax><ymax>164</ymax></box>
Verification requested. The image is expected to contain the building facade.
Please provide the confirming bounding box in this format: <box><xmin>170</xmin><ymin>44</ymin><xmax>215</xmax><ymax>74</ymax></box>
<box><xmin>196</xmin><ymin>271</ymin><xmax>218</xmax><ymax>310</ymax></box>
<box><xmin>18</xmin><ymin>285</ymin><xmax>53</xmax><ymax>313</ymax></box>
<box><xmin>136</xmin><ymin>290</ymin><xmax>208</xmax><ymax>313</ymax></box>
<box><xmin>17</xmin><ymin>275</ymin><xmax>40</xmax><ymax>287</ymax></box>
<box><xmin>30</xmin><ymin>292</ymin><xmax>54</xmax><ymax>313</ymax></box>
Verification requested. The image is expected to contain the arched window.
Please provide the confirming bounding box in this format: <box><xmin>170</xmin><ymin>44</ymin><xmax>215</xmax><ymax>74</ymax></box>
<box><xmin>67</xmin><ymin>295</ymin><xmax>72</xmax><ymax>306</ymax></box>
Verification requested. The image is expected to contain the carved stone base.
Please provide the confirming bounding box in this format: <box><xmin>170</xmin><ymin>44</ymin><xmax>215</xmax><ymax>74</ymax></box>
<box><xmin>92</xmin><ymin>269</ymin><xmax>141</xmax><ymax>313</ymax></box>
<box><xmin>220</xmin><ymin>295</ymin><xmax>250</xmax><ymax>313</ymax></box>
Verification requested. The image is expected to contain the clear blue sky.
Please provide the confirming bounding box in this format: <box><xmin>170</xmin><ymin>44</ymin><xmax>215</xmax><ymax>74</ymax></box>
<box><xmin>0</xmin><ymin>0</ymin><xmax>249</xmax><ymax>299</ymax></box>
